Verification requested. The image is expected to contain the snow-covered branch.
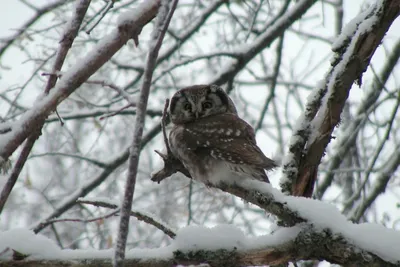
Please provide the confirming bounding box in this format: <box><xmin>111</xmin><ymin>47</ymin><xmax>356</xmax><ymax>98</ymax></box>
<box><xmin>280</xmin><ymin>0</ymin><xmax>400</xmax><ymax>197</ymax></box>
<box><xmin>316</xmin><ymin>39</ymin><xmax>400</xmax><ymax>200</ymax></box>
<box><xmin>2</xmin><ymin>206</ymin><xmax>400</xmax><ymax>266</ymax></box>
<box><xmin>0</xmin><ymin>0</ymin><xmax>161</xmax><ymax>163</ymax></box>
<box><xmin>150</xmin><ymin>149</ymin><xmax>400</xmax><ymax>265</ymax></box>
<box><xmin>0</xmin><ymin>0</ymin><xmax>92</xmax><ymax>214</ymax></box>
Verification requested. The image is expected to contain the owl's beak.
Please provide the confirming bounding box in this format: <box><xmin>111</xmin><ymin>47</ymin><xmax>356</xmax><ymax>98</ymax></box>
<box><xmin>194</xmin><ymin>111</ymin><xmax>199</xmax><ymax>118</ymax></box>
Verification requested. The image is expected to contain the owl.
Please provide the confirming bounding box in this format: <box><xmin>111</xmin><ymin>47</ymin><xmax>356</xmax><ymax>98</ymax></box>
<box><xmin>169</xmin><ymin>84</ymin><xmax>277</xmax><ymax>185</ymax></box>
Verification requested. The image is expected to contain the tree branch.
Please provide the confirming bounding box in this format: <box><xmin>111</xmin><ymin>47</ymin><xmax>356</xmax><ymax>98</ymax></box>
<box><xmin>113</xmin><ymin>1</ymin><xmax>178</xmax><ymax>266</ymax></box>
<box><xmin>32</xmin><ymin>123</ymin><xmax>162</xmax><ymax>234</ymax></box>
<box><xmin>2</xmin><ymin>224</ymin><xmax>399</xmax><ymax>266</ymax></box>
<box><xmin>77</xmin><ymin>199</ymin><xmax>176</xmax><ymax>238</ymax></box>
<box><xmin>0</xmin><ymin>0</ymin><xmax>161</xmax><ymax>162</ymax></box>
<box><xmin>281</xmin><ymin>0</ymin><xmax>400</xmax><ymax>197</ymax></box>
<box><xmin>0</xmin><ymin>0</ymin><xmax>92</xmax><ymax>213</ymax></box>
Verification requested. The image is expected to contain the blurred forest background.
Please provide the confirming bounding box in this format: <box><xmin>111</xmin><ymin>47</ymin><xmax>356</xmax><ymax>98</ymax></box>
<box><xmin>0</xmin><ymin>0</ymin><xmax>399</xmax><ymax>266</ymax></box>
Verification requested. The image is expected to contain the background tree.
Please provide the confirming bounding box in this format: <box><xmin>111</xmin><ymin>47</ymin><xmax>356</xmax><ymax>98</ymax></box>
<box><xmin>0</xmin><ymin>0</ymin><xmax>399</xmax><ymax>266</ymax></box>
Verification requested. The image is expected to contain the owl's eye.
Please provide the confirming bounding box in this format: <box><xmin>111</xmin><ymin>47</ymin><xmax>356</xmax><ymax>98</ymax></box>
<box><xmin>183</xmin><ymin>102</ymin><xmax>191</xmax><ymax>111</ymax></box>
<box><xmin>202</xmin><ymin>101</ymin><xmax>213</xmax><ymax>109</ymax></box>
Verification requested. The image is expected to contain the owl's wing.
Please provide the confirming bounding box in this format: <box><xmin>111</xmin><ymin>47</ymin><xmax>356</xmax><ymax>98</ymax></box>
<box><xmin>182</xmin><ymin>113</ymin><xmax>277</xmax><ymax>170</ymax></box>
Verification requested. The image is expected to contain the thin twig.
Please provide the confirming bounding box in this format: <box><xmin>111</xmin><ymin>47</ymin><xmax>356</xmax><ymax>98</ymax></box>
<box><xmin>38</xmin><ymin>209</ymin><xmax>119</xmax><ymax>226</ymax></box>
<box><xmin>0</xmin><ymin>0</ymin><xmax>160</xmax><ymax>163</ymax></box>
<box><xmin>113</xmin><ymin>1</ymin><xmax>179</xmax><ymax>266</ymax></box>
<box><xmin>85</xmin><ymin>0</ymin><xmax>115</xmax><ymax>34</ymax></box>
<box><xmin>99</xmin><ymin>103</ymin><xmax>134</xmax><ymax>120</ymax></box>
<box><xmin>86</xmin><ymin>80</ymin><xmax>136</xmax><ymax>106</ymax></box>
<box><xmin>32</xmin><ymin>123</ymin><xmax>163</xmax><ymax>234</ymax></box>
<box><xmin>78</xmin><ymin>200</ymin><xmax>176</xmax><ymax>238</ymax></box>
<box><xmin>55</xmin><ymin>110</ymin><xmax>64</xmax><ymax>126</ymax></box>
<box><xmin>161</xmin><ymin>98</ymin><xmax>171</xmax><ymax>154</ymax></box>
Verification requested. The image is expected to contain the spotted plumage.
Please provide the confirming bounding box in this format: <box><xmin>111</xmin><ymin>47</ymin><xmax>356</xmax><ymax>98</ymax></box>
<box><xmin>169</xmin><ymin>84</ymin><xmax>277</xmax><ymax>184</ymax></box>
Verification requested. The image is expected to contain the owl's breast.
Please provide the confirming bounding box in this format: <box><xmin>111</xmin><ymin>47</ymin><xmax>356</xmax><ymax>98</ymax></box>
<box><xmin>169</xmin><ymin>125</ymin><xmax>213</xmax><ymax>182</ymax></box>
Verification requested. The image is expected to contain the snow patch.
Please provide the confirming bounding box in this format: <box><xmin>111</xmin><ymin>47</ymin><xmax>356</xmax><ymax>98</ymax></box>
<box><xmin>174</xmin><ymin>224</ymin><xmax>246</xmax><ymax>251</ymax></box>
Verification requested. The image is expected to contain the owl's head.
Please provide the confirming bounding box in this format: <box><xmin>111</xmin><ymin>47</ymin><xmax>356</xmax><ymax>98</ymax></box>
<box><xmin>169</xmin><ymin>84</ymin><xmax>237</xmax><ymax>124</ymax></box>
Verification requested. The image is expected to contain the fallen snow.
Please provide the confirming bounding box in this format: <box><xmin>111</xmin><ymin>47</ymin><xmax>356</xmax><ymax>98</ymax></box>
<box><xmin>239</xmin><ymin>179</ymin><xmax>400</xmax><ymax>263</ymax></box>
<box><xmin>117</xmin><ymin>0</ymin><xmax>159</xmax><ymax>27</ymax></box>
<box><xmin>1</xmin><ymin>181</ymin><xmax>399</xmax><ymax>263</ymax></box>
<box><xmin>0</xmin><ymin>228</ymin><xmax>62</xmax><ymax>259</ymax></box>
<box><xmin>173</xmin><ymin>224</ymin><xmax>246</xmax><ymax>251</ymax></box>
<box><xmin>331</xmin><ymin>2</ymin><xmax>376</xmax><ymax>51</ymax></box>
<box><xmin>0</xmin><ymin>223</ymin><xmax>300</xmax><ymax>261</ymax></box>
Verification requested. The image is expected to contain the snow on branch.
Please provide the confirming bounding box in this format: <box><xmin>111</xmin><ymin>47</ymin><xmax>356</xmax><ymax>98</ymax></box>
<box><xmin>0</xmin><ymin>0</ymin><xmax>161</xmax><ymax>164</ymax></box>
<box><xmin>1</xmin><ymin>217</ymin><xmax>400</xmax><ymax>266</ymax></box>
<box><xmin>280</xmin><ymin>0</ymin><xmax>400</xmax><ymax>197</ymax></box>
<box><xmin>150</xmin><ymin>132</ymin><xmax>400</xmax><ymax>266</ymax></box>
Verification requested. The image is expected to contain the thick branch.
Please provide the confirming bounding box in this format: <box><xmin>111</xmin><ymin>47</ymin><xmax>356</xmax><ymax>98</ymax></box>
<box><xmin>316</xmin><ymin>38</ymin><xmax>400</xmax><ymax>199</ymax></box>
<box><xmin>2</xmin><ymin>225</ymin><xmax>399</xmax><ymax>267</ymax></box>
<box><xmin>281</xmin><ymin>0</ymin><xmax>400</xmax><ymax>197</ymax></box>
<box><xmin>0</xmin><ymin>0</ymin><xmax>161</xmax><ymax>162</ymax></box>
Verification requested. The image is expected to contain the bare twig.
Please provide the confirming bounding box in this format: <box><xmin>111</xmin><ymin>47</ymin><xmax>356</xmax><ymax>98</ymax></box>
<box><xmin>45</xmin><ymin>0</ymin><xmax>92</xmax><ymax>94</ymax></box>
<box><xmin>113</xmin><ymin>1</ymin><xmax>179</xmax><ymax>266</ymax></box>
<box><xmin>85</xmin><ymin>0</ymin><xmax>115</xmax><ymax>34</ymax></box>
<box><xmin>86</xmin><ymin>80</ymin><xmax>136</xmax><ymax>106</ymax></box>
<box><xmin>211</xmin><ymin>0</ymin><xmax>318</xmax><ymax>85</ymax></box>
<box><xmin>99</xmin><ymin>103</ymin><xmax>134</xmax><ymax>120</ymax></box>
<box><xmin>55</xmin><ymin>110</ymin><xmax>64</xmax><ymax>126</ymax></box>
<box><xmin>32</xmin><ymin>123</ymin><xmax>162</xmax><ymax>234</ymax></box>
<box><xmin>0</xmin><ymin>0</ymin><xmax>69</xmax><ymax>59</ymax></box>
<box><xmin>154</xmin><ymin>98</ymin><xmax>172</xmax><ymax>157</ymax></box>
<box><xmin>37</xmin><ymin>209</ymin><xmax>119</xmax><ymax>226</ymax></box>
<box><xmin>78</xmin><ymin>199</ymin><xmax>176</xmax><ymax>238</ymax></box>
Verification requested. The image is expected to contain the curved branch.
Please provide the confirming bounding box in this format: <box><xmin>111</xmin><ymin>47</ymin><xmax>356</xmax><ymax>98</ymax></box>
<box><xmin>281</xmin><ymin>0</ymin><xmax>400</xmax><ymax>197</ymax></box>
<box><xmin>77</xmin><ymin>199</ymin><xmax>176</xmax><ymax>238</ymax></box>
<box><xmin>315</xmin><ymin>39</ymin><xmax>400</xmax><ymax>199</ymax></box>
